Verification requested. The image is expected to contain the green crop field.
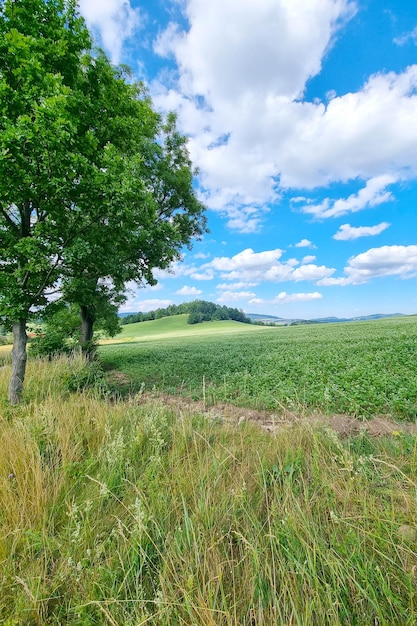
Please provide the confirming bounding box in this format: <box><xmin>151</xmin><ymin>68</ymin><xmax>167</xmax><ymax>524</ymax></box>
<box><xmin>101</xmin><ymin>315</ymin><xmax>417</xmax><ymax>419</ymax></box>
<box><xmin>2</xmin><ymin>324</ymin><xmax>417</xmax><ymax>623</ymax></box>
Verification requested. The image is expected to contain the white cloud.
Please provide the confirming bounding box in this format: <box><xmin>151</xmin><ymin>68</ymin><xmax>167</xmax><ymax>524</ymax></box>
<box><xmin>176</xmin><ymin>285</ymin><xmax>203</xmax><ymax>295</ymax></box>
<box><xmin>316</xmin><ymin>276</ymin><xmax>351</xmax><ymax>286</ymax></box>
<box><xmin>194</xmin><ymin>252</ymin><xmax>211</xmax><ymax>259</ymax></box>
<box><xmin>78</xmin><ymin>0</ymin><xmax>141</xmax><ymax>64</ymax></box>
<box><xmin>394</xmin><ymin>26</ymin><xmax>417</xmax><ymax>46</ymax></box>
<box><xmin>295</xmin><ymin>238</ymin><xmax>316</xmax><ymax>248</ymax></box>
<box><xmin>152</xmin><ymin>0</ymin><xmax>363</xmax><ymax>231</ymax></box>
<box><xmin>119</xmin><ymin>298</ymin><xmax>173</xmax><ymax>313</ymax></box>
<box><xmin>292</xmin><ymin>264</ymin><xmax>335</xmax><ymax>282</ymax></box>
<box><xmin>301</xmin><ymin>255</ymin><xmax>317</xmax><ymax>263</ymax></box>
<box><xmin>333</xmin><ymin>222</ymin><xmax>391</xmax><ymax>240</ymax></box>
<box><xmin>208</xmin><ymin>248</ymin><xmax>284</xmax><ymax>272</ymax></box>
<box><xmin>216</xmin><ymin>291</ymin><xmax>256</xmax><ymax>303</ymax></box>
<box><xmin>302</xmin><ymin>175</ymin><xmax>396</xmax><ymax>219</ymax></box>
<box><xmin>217</xmin><ymin>281</ymin><xmax>259</xmax><ymax>291</ymax></box>
<box><xmin>189</xmin><ymin>270</ymin><xmax>214</xmax><ymax>280</ymax></box>
<box><xmin>206</xmin><ymin>247</ymin><xmax>336</xmax><ymax>284</ymax></box>
<box><xmin>274</xmin><ymin>291</ymin><xmax>323</xmax><ymax>304</ymax></box>
<box><xmin>147</xmin><ymin>283</ymin><xmax>164</xmax><ymax>291</ymax></box>
<box><xmin>248</xmin><ymin>298</ymin><xmax>265</xmax><ymax>305</ymax></box>
<box><xmin>279</xmin><ymin>67</ymin><xmax>417</xmax><ymax>189</ymax></box>
<box><xmin>344</xmin><ymin>245</ymin><xmax>417</xmax><ymax>283</ymax></box>
<box><xmin>154</xmin><ymin>259</ymin><xmax>196</xmax><ymax>280</ymax></box>
<box><xmin>153</xmin><ymin>0</ymin><xmax>417</xmax><ymax>232</ymax></box>
<box><xmin>224</xmin><ymin>205</ymin><xmax>267</xmax><ymax>233</ymax></box>
<box><xmin>157</xmin><ymin>0</ymin><xmax>356</xmax><ymax>102</ymax></box>
<box><xmin>318</xmin><ymin>245</ymin><xmax>417</xmax><ymax>285</ymax></box>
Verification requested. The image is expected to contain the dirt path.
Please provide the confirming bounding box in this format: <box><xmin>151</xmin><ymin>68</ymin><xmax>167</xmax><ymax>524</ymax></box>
<box><xmin>106</xmin><ymin>370</ymin><xmax>417</xmax><ymax>437</ymax></box>
<box><xmin>135</xmin><ymin>390</ymin><xmax>417</xmax><ymax>437</ymax></box>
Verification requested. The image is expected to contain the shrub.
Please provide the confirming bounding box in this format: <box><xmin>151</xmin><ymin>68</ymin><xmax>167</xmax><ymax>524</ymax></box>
<box><xmin>30</xmin><ymin>331</ymin><xmax>74</xmax><ymax>359</ymax></box>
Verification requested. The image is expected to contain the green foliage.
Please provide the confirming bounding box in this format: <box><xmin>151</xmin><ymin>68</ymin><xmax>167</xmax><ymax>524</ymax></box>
<box><xmin>0</xmin><ymin>0</ymin><xmax>91</xmax><ymax>321</ymax></box>
<box><xmin>120</xmin><ymin>300</ymin><xmax>251</xmax><ymax>326</ymax></box>
<box><xmin>0</xmin><ymin>327</ymin><xmax>12</xmax><ymax>345</ymax></box>
<box><xmin>30</xmin><ymin>306</ymin><xmax>81</xmax><ymax>358</ymax></box>
<box><xmin>102</xmin><ymin>316</ymin><xmax>417</xmax><ymax>420</ymax></box>
<box><xmin>187</xmin><ymin>300</ymin><xmax>251</xmax><ymax>324</ymax></box>
<box><xmin>60</xmin><ymin>358</ymin><xmax>108</xmax><ymax>394</ymax></box>
<box><xmin>30</xmin><ymin>331</ymin><xmax>72</xmax><ymax>359</ymax></box>
<box><xmin>0</xmin><ymin>0</ymin><xmax>206</xmax><ymax>399</ymax></box>
<box><xmin>121</xmin><ymin>303</ymin><xmax>190</xmax><ymax>324</ymax></box>
<box><xmin>187</xmin><ymin>310</ymin><xmax>205</xmax><ymax>324</ymax></box>
<box><xmin>1</xmin><ymin>358</ymin><xmax>417</xmax><ymax>624</ymax></box>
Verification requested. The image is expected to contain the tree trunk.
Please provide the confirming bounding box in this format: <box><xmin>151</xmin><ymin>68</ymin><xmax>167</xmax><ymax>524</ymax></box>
<box><xmin>80</xmin><ymin>305</ymin><xmax>95</xmax><ymax>355</ymax></box>
<box><xmin>8</xmin><ymin>319</ymin><xmax>28</xmax><ymax>405</ymax></box>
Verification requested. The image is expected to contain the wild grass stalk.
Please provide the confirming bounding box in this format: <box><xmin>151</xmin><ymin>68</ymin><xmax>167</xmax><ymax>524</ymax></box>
<box><xmin>0</xmin><ymin>357</ymin><xmax>416</xmax><ymax>624</ymax></box>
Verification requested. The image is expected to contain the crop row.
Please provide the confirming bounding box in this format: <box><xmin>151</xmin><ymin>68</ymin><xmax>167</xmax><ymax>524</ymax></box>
<box><xmin>100</xmin><ymin>316</ymin><xmax>417</xmax><ymax>420</ymax></box>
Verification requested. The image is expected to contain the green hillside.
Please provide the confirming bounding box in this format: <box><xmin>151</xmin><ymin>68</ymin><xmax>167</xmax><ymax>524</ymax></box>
<box><xmin>109</xmin><ymin>314</ymin><xmax>265</xmax><ymax>342</ymax></box>
<box><xmin>101</xmin><ymin>315</ymin><xmax>417</xmax><ymax>419</ymax></box>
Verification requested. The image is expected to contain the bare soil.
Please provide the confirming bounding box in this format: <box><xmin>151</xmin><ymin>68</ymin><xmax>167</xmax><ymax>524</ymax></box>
<box><xmin>105</xmin><ymin>369</ymin><xmax>417</xmax><ymax>437</ymax></box>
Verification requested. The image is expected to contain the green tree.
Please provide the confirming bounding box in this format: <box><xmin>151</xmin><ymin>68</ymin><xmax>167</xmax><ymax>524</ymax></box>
<box><xmin>0</xmin><ymin>0</ymin><xmax>206</xmax><ymax>403</ymax></box>
<box><xmin>61</xmin><ymin>102</ymin><xmax>206</xmax><ymax>350</ymax></box>
<box><xmin>30</xmin><ymin>305</ymin><xmax>80</xmax><ymax>358</ymax></box>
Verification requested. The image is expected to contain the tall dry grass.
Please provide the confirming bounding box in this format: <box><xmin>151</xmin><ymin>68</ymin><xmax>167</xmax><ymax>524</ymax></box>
<box><xmin>0</xmin><ymin>356</ymin><xmax>416</xmax><ymax>624</ymax></box>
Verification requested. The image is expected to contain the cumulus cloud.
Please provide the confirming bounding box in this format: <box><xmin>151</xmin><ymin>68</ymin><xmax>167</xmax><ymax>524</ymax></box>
<box><xmin>333</xmin><ymin>222</ymin><xmax>391</xmax><ymax>240</ymax></box>
<box><xmin>292</xmin><ymin>264</ymin><xmax>335</xmax><ymax>282</ymax></box>
<box><xmin>205</xmin><ymin>247</ymin><xmax>336</xmax><ymax>284</ymax></box>
<box><xmin>301</xmin><ymin>255</ymin><xmax>317</xmax><ymax>263</ymax></box>
<box><xmin>119</xmin><ymin>298</ymin><xmax>173</xmax><ymax>313</ymax></box>
<box><xmin>344</xmin><ymin>245</ymin><xmax>417</xmax><ymax>283</ymax></box>
<box><xmin>295</xmin><ymin>238</ymin><xmax>316</xmax><ymax>248</ymax></box>
<box><xmin>189</xmin><ymin>270</ymin><xmax>215</xmax><ymax>281</ymax></box>
<box><xmin>278</xmin><ymin>67</ymin><xmax>417</xmax><ymax>189</ymax></box>
<box><xmin>318</xmin><ymin>245</ymin><xmax>417</xmax><ymax>285</ymax></box>
<box><xmin>150</xmin><ymin>0</ymin><xmax>417</xmax><ymax>232</ymax></box>
<box><xmin>301</xmin><ymin>175</ymin><xmax>396</xmax><ymax>219</ymax></box>
<box><xmin>248</xmin><ymin>298</ymin><xmax>265</xmax><ymax>305</ymax></box>
<box><xmin>216</xmin><ymin>291</ymin><xmax>256</xmax><ymax>303</ymax></box>
<box><xmin>194</xmin><ymin>252</ymin><xmax>211</xmax><ymax>259</ymax></box>
<box><xmin>274</xmin><ymin>291</ymin><xmax>323</xmax><ymax>304</ymax></box>
<box><xmin>78</xmin><ymin>0</ymin><xmax>141</xmax><ymax>64</ymax></box>
<box><xmin>176</xmin><ymin>285</ymin><xmax>203</xmax><ymax>295</ymax></box>
<box><xmin>151</xmin><ymin>0</ymin><xmax>365</xmax><ymax>230</ymax></box>
<box><xmin>156</xmin><ymin>0</ymin><xmax>356</xmax><ymax>102</ymax></box>
<box><xmin>208</xmin><ymin>248</ymin><xmax>284</xmax><ymax>272</ymax></box>
<box><xmin>217</xmin><ymin>281</ymin><xmax>259</xmax><ymax>291</ymax></box>
<box><xmin>154</xmin><ymin>258</ymin><xmax>209</xmax><ymax>281</ymax></box>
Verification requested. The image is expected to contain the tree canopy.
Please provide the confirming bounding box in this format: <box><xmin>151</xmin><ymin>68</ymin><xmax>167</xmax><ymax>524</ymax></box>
<box><xmin>120</xmin><ymin>300</ymin><xmax>252</xmax><ymax>326</ymax></box>
<box><xmin>0</xmin><ymin>0</ymin><xmax>206</xmax><ymax>402</ymax></box>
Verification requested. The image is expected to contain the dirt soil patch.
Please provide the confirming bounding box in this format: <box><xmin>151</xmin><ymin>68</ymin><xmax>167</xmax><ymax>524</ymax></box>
<box><xmin>124</xmin><ymin>386</ymin><xmax>417</xmax><ymax>437</ymax></box>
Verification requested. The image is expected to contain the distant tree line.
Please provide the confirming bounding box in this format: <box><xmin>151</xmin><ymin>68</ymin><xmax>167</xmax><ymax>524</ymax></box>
<box><xmin>121</xmin><ymin>300</ymin><xmax>252</xmax><ymax>326</ymax></box>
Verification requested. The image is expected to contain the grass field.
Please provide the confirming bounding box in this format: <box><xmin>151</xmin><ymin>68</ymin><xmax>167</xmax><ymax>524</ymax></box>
<box><xmin>101</xmin><ymin>314</ymin><xmax>417</xmax><ymax>420</ymax></box>
<box><xmin>107</xmin><ymin>314</ymin><xmax>264</xmax><ymax>341</ymax></box>
<box><xmin>1</xmin><ymin>355</ymin><xmax>417</xmax><ymax>624</ymax></box>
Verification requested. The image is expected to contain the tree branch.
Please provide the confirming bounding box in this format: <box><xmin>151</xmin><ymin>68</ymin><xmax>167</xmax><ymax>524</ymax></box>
<box><xmin>0</xmin><ymin>205</ymin><xmax>19</xmax><ymax>233</ymax></box>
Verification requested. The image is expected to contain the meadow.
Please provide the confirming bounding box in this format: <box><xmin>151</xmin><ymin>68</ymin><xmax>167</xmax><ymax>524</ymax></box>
<box><xmin>1</xmin><ymin>315</ymin><xmax>417</xmax><ymax>624</ymax></box>
<box><xmin>1</xmin><ymin>355</ymin><xmax>417</xmax><ymax>624</ymax></box>
<box><xmin>101</xmin><ymin>314</ymin><xmax>417</xmax><ymax>420</ymax></box>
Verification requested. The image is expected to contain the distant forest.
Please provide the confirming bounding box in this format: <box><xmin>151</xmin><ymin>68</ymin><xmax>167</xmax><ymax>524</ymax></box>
<box><xmin>120</xmin><ymin>300</ymin><xmax>253</xmax><ymax>326</ymax></box>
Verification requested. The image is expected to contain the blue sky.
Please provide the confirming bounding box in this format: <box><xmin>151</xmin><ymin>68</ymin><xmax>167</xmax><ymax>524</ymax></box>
<box><xmin>78</xmin><ymin>0</ymin><xmax>417</xmax><ymax>319</ymax></box>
